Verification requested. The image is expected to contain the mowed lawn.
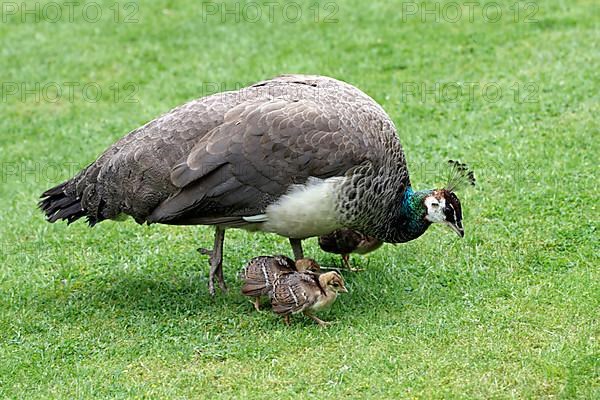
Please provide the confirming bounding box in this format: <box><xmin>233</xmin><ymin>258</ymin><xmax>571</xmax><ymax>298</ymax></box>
<box><xmin>1</xmin><ymin>0</ymin><xmax>598</xmax><ymax>398</ymax></box>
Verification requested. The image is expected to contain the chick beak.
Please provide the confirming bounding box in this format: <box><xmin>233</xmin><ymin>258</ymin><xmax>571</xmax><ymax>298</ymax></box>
<box><xmin>339</xmin><ymin>285</ymin><xmax>348</xmax><ymax>293</ymax></box>
<box><xmin>446</xmin><ymin>221</ymin><xmax>464</xmax><ymax>238</ymax></box>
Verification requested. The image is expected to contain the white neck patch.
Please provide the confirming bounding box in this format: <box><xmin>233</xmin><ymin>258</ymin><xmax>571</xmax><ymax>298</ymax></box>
<box><xmin>424</xmin><ymin>195</ymin><xmax>446</xmax><ymax>223</ymax></box>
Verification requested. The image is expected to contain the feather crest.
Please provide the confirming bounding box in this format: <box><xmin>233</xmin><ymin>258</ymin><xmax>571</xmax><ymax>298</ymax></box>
<box><xmin>445</xmin><ymin>160</ymin><xmax>476</xmax><ymax>192</ymax></box>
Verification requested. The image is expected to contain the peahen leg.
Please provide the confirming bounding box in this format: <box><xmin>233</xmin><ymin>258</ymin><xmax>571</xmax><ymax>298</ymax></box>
<box><xmin>199</xmin><ymin>227</ymin><xmax>226</xmax><ymax>296</ymax></box>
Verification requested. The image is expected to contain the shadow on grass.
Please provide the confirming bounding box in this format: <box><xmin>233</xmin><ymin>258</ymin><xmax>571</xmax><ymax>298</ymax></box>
<box><xmin>28</xmin><ymin>250</ymin><xmax>472</xmax><ymax>332</ymax></box>
<box><xmin>38</xmin><ymin>271</ymin><xmax>244</xmax><ymax>315</ymax></box>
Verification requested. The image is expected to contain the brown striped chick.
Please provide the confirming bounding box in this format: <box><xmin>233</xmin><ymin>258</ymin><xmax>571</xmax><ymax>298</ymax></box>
<box><xmin>271</xmin><ymin>271</ymin><xmax>347</xmax><ymax>326</ymax></box>
<box><xmin>240</xmin><ymin>256</ymin><xmax>320</xmax><ymax>311</ymax></box>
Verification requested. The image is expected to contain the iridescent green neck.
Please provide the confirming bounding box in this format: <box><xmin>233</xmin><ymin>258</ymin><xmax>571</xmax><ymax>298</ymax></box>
<box><xmin>401</xmin><ymin>186</ymin><xmax>432</xmax><ymax>213</ymax></box>
<box><xmin>390</xmin><ymin>187</ymin><xmax>433</xmax><ymax>243</ymax></box>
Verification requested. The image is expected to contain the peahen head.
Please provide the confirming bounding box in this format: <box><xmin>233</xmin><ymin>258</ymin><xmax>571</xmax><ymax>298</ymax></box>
<box><xmin>422</xmin><ymin>189</ymin><xmax>465</xmax><ymax>237</ymax></box>
<box><xmin>395</xmin><ymin>161</ymin><xmax>475</xmax><ymax>242</ymax></box>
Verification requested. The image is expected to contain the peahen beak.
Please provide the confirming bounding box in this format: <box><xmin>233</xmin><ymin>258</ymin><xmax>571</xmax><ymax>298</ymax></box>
<box><xmin>446</xmin><ymin>220</ymin><xmax>464</xmax><ymax>237</ymax></box>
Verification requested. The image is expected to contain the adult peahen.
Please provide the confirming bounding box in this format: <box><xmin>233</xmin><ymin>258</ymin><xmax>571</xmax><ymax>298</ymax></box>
<box><xmin>39</xmin><ymin>75</ymin><xmax>474</xmax><ymax>295</ymax></box>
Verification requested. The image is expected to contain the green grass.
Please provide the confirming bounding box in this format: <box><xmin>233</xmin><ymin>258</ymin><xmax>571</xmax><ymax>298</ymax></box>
<box><xmin>1</xmin><ymin>0</ymin><xmax>599</xmax><ymax>398</ymax></box>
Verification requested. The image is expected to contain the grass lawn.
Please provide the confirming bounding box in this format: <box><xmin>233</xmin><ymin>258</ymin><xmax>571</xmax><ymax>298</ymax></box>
<box><xmin>1</xmin><ymin>0</ymin><xmax>598</xmax><ymax>398</ymax></box>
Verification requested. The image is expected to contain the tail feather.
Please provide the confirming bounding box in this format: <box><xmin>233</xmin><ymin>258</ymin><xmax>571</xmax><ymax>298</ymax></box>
<box><xmin>38</xmin><ymin>181</ymin><xmax>91</xmax><ymax>225</ymax></box>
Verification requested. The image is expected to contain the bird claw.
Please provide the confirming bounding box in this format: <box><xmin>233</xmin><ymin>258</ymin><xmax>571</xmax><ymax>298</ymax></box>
<box><xmin>208</xmin><ymin>275</ymin><xmax>227</xmax><ymax>296</ymax></box>
<box><xmin>251</xmin><ymin>298</ymin><xmax>261</xmax><ymax>312</ymax></box>
<box><xmin>305</xmin><ymin>313</ymin><xmax>331</xmax><ymax>326</ymax></box>
<box><xmin>197</xmin><ymin>247</ymin><xmax>213</xmax><ymax>256</ymax></box>
<box><xmin>346</xmin><ymin>266</ymin><xmax>364</xmax><ymax>272</ymax></box>
<box><xmin>217</xmin><ymin>279</ymin><xmax>228</xmax><ymax>293</ymax></box>
<box><xmin>340</xmin><ymin>262</ymin><xmax>363</xmax><ymax>272</ymax></box>
<box><xmin>341</xmin><ymin>255</ymin><xmax>363</xmax><ymax>272</ymax></box>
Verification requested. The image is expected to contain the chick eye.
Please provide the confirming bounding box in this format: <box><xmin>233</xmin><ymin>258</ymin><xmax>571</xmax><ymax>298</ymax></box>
<box><xmin>431</xmin><ymin>202</ymin><xmax>439</xmax><ymax>208</ymax></box>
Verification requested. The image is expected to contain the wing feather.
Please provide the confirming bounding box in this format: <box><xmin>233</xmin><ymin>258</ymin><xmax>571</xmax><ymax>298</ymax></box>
<box><xmin>59</xmin><ymin>75</ymin><xmax>404</xmax><ymax>225</ymax></box>
<box><xmin>148</xmin><ymin>98</ymin><xmax>368</xmax><ymax>224</ymax></box>
<box><xmin>271</xmin><ymin>272</ymin><xmax>320</xmax><ymax>315</ymax></box>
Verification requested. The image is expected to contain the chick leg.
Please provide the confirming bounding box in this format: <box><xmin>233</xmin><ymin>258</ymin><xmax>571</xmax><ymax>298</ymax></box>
<box><xmin>341</xmin><ymin>254</ymin><xmax>363</xmax><ymax>272</ymax></box>
<box><xmin>199</xmin><ymin>227</ymin><xmax>226</xmax><ymax>296</ymax></box>
<box><xmin>283</xmin><ymin>315</ymin><xmax>291</xmax><ymax>325</ymax></box>
<box><xmin>304</xmin><ymin>312</ymin><xmax>331</xmax><ymax>326</ymax></box>
<box><xmin>289</xmin><ymin>238</ymin><xmax>304</xmax><ymax>260</ymax></box>
<box><xmin>252</xmin><ymin>297</ymin><xmax>261</xmax><ymax>312</ymax></box>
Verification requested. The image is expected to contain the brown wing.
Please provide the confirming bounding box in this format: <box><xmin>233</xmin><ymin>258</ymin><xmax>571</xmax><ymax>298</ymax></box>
<box><xmin>146</xmin><ymin>98</ymin><xmax>371</xmax><ymax>224</ymax></box>
<box><xmin>40</xmin><ymin>75</ymin><xmax>404</xmax><ymax>226</ymax></box>
<box><xmin>271</xmin><ymin>272</ymin><xmax>321</xmax><ymax>315</ymax></box>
